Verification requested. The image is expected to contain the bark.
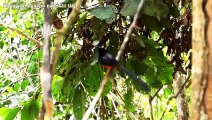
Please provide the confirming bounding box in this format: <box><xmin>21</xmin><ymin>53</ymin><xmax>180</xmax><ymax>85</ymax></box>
<box><xmin>191</xmin><ymin>0</ymin><xmax>207</xmax><ymax>120</ymax></box>
<box><xmin>204</xmin><ymin>0</ymin><xmax>212</xmax><ymax>119</ymax></box>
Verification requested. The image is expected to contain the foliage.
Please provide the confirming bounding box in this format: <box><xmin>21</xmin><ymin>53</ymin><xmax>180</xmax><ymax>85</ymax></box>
<box><xmin>0</xmin><ymin>0</ymin><xmax>191</xmax><ymax>119</ymax></box>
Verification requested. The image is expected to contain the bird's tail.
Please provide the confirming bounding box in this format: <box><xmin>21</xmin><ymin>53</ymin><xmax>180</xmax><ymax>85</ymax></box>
<box><xmin>116</xmin><ymin>63</ymin><xmax>150</xmax><ymax>92</ymax></box>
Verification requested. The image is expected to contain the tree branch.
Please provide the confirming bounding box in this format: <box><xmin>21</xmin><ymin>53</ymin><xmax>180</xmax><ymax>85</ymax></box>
<box><xmin>40</xmin><ymin>0</ymin><xmax>53</xmax><ymax>119</ymax></box>
<box><xmin>51</xmin><ymin>0</ymin><xmax>83</xmax><ymax>74</ymax></box>
<box><xmin>116</xmin><ymin>0</ymin><xmax>146</xmax><ymax>61</ymax></box>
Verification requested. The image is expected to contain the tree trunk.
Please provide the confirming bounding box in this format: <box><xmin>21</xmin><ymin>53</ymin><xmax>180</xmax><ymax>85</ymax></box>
<box><xmin>204</xmin><ymin>0</ymin><xmax>212</xmax><ymax>119</ymax></box>
<box><xmin>191</xmin><ymin>0</ymin><xmax>207</xmax><ymax>120</ymax></box>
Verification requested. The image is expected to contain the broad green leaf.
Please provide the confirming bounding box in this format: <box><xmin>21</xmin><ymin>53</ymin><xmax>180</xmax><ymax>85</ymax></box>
<box><xmin>13</xmin><ymin>83</ymin><xmax>20</xmax><ymax>91</ymax></box>
<box><xmin>90</xmin><ymin>17</ymin><xmax>108</xmax><ymax>40</ymax></box>
<box><xmin>164</xmin><ymin>86</ymin><xmax>174</xmax><ymax>98</ymax></box>
<box><xmin>21</xmin><ymin>39</ymin><xmax>29</xmax><ymax>45</ymax></box>
<box><xmin>158</xmin><ymin>67</ymin><xmax>174</xmax><ymax>84</ymax></box>
<box><xmin>6</xmin><ymin>87</ymin><xmax>14</xmax><ymax>92</ymax></box>
<box><xmin>73</xmin><ymin>84</ymin><xmax>86</xmax><ymax>120</ymax></box>
<box><xmin>21</xmin><ymin>79</ymin><xmax>29</xmax><ymax>91</ymax></box>
<box><xmin>27</xmin><ymin>62</ymin><xmax>38</xmax><ymax>74</ymax></box>
<box><xmin>144</xmin><ymin>38</ymin><xmax>164</xmax><ymax>56</ymax></box>
<box><xmin>0</xmin><ymin>26</ymin><xmax>7</xmax><ymax>31</ymax></box>
<box><xmin>83</xmin><ymin>64</ymin><xmax>101</xmax><ymax>96</ymax></box>
<box><xmin>150</xmin><ymin>31</ymin><xmax>160</xmax><ymax>41</ymax></box>
<box><xmin>144</xmin><ymin>56</ymin><xmax>174</xmax><ymax>87</ymax></box>
<box><xmin>21</xmin><ymin>98</ymin><xmax>40</xmax><ymax>120</ymax></box>
<box><xmin>0</xmin><ymin>107</ymin><xmax>20</xmax><ymax>120</ymax></box>
<box><xmin>61</xmin><ymin>69</ymin><xmax>76</xmax><ymax>102</ymax></box>
<box><xmin>143</xmin><ymin>0</ymin><xmax>155</xmax><ymax>17</ymax></box>
<box><xmin>134</xmin><ymin>35</ymin><xmax>145</xmax><ymax>47</ymax></box>
<box><xmin>144</xmin><ymin>0</ymin><xmax>170</xmax><ymax>20</ymax></box>
<box><xmin>120</xmin><ymin>0</ymin><xmax>140</xmax><ymax>16</ymax></box>
<box><xmin>83</xmin><ymin>64</ymin><xmax>111</xmax><ymax>96</ymax></box>
<box><xmin>52</xmin><ymin>76</ymin><xmax>64</xmax><ymax>95</ymax></box>
<box><xmin>90</xmin><ymin>5</ymin><xmax>117</xmax><ymax>23</ymax></box>
<box><xmin>0</xmin><ymin>40</ymin><xmax>4</xmax><ymax>49</ymax></box>
<box><xmin>155</xmin><ymin>1</ymin><xmax>169</xmax><ymax>20</ymax></box>
<box><xmin>144</xmin><ymin>67</ymin><xmax>162</xmax><ymax>88</ymax></box>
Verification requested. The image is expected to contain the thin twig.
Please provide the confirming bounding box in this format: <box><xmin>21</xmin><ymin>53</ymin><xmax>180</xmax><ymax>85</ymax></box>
<box><xmin>148</xmin><ymin>87</ymin><xmax>163</xmax><ymax>120</ymax></box>
<box><xmin>0</xmin><ymin>23</ymin><xmax>42</xmax><ymax>47</ymax></box>
<box><xmin>149</xmin><ymin>87</ymin><xmax>163</xmax><ymax>102</ymax></box>
<box><xmin>116</xmin><ymin>0</ymin><xmax>146</xmax><ymax>61</ymax></box>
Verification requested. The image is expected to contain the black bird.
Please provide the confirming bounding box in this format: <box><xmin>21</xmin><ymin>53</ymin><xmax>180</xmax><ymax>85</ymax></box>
<box><xmin>98</xmin><ymin>46</ymin><xmax>150</xmax><ymax>92</ymax></box>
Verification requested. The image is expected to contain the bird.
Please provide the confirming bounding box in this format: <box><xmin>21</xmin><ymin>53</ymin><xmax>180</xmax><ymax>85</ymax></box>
<box><xmin>98</xmin><ymin>46</ymin><xmax>150</xmax><ymax>92</ymax></box>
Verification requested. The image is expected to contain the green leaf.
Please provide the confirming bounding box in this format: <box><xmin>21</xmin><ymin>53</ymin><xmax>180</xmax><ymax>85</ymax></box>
<box><xmin>150</xmin><ymin>31</ymin><xmax>160</xmax><ymax>41</ymax></box>
<box><xmin>27</xmin><ymin>62</ymin><xmax>38</xmax><ymax>74</ymax></box>
<box><xmin>21</xmin><ymin>98</ymin><xmax>40</xmax><ymax>120</ymax></box>
<box><xmin>52</xmin><ymin>76</ymin><xmax>64</xmax><ymax>95</ymax></box>
<box><xmin>61</xmin><ymin>69</ymin><xmax>76</xmax><ymax>102</ymax></box>
<box><xmin>144</xmin><ymin>56</ymin><xmax>174</xmax><ymax>87</ymax></box>
<box><xmin>144</xmin><ymin>0</ymin><xmax>170</xmax><ymax>20</ymax></box>
<box><xmin>83</xmin><ymin>64</ymin><xmax>111</xmax><ymax>96</ymax></box>
<box><xmin>155</xmin><ymin>1</ymin><xmax>169</xmax><ymax>20</ymax></box>
<box><xmin>21</xmin><ymin>79</ymin><xmax>29</xmax><ymax>91</ymax></box>
<box><xmin>120</xmin><ymin>0</ymin><xmax>140</xmax><ymax>16</ymax></box>
<box><xmin>6</xmin><ymin>87</ymin><xmax>14</xmax><ymax>92</ymax></box>
<box><xmin>0</xmin><ymin>40</ymin><xmax>4</xmax><ymax>49</ymax></box>
<box><xmin>90</xmin><ymin>5</ymin><xmax>117</xmax><ymax>23</ymax></box>
<box><xmin>0</xmin><ymin>107</ymin><xmax>20</xmax><ymax>120</ymax></box>
<box><xmin>83</xmin><ymin>65</ymin><xmax>101</xmax><ymax>96</ymax></box>
<box><xmin>90</xmin><ymin>17</ymin><xmax>108</xmax><ymax>40</ymax></box>
<box><xmin>13</xmin><ymin>83</ymin><xmax>20</xmax><ymax>91</ymax></box>
<box><xmin>158</xmin><ymin>67</ymin><xmax>174</xmax><ymax>84</ymax></box>
<box><xmin>134</xmin><ymin>35</ymin><xmax>145</xmax><ymax>47</ymax></box>
<box><xmin>73</xmin><ymin>84</ymin><xmax>86</xmax><ymax>120</ymax></box>
<box><xmin>144</xmin><ymin>67</ymin><xmax>161</xmax><ymax>88</ymax></box>
<box><xmin>0</xmin><ymin>26</ymin><xmax>7</xmax><ymax>31</ymax></box>
<box><xmin>76</xmin><ymin>13</ymin><xmax>87</xmax><ymax>28</ymax></box>
<box><xmin>124</xmin><ymin>87</ymin><xmax>135</xmax><ymax>112</ymax></box>
<box><xmin>21</xmin><ymin>39</ymin><xmax>29</xmax><ymax>45</ymax></box>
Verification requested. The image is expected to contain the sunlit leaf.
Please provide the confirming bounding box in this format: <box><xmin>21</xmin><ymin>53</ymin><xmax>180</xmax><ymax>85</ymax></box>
<box><xmin>52</xmin><ymin>75</ymin><xmax>64</xmax><ymax>95</ymax></box>
<box><xmin>21</xmin><ymin>79</ymin><xmax>29</xmax><ymax>91</ymax></box>
<box><xmin>0</xmin><ymin>107</ymin><xmax>20</xmax><ymax>120</ymax></box>
<box><xmin>0</xmin><ymin>26</ymin><xmax>7</xmax><ymax>31</ymax></box>
<box><xmin>13</xmin><ymin>83</ymin><xmax>20</xmax><ymax>91</ymax></box>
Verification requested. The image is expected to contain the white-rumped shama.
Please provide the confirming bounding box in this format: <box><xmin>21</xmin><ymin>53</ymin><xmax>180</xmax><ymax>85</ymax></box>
<box><xmin>98</xmin><ymin>46</ymin><xmax>150</xmax><ymax>92</ymax></box>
